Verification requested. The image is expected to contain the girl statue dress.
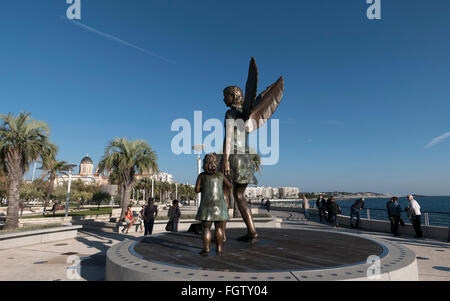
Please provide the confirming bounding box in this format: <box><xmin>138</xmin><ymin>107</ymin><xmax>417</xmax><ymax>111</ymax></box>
<box><xmin>195</xmin><ymin>153</ymin><xmax>232</xmax><ymax>256</ymax></box>
<box><xmin>221</xmin><ymin>57</ymin><xmax>284</xmax><ymax>242</ymax></box>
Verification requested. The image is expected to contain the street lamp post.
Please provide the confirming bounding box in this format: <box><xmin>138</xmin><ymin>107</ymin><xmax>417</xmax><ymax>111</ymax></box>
<box><xmin>31</xmin><ymin>160</ymin><xmax>42</xmax><ymax>182</ymax></box>
<box><xmin>192</xmin><ymin>145</ymin><xmax>205</xmax><ymax>207</ymax></box>
<box><xmin>31</xmin><ymin>162</ymin><xmax>37</xmax><ymax>182</ymax></box>
<box><xmin>151</xmin><ymin>177</ymin><xmax>154</xmax><ymax>198</ymax></box>
<box><xmin>65</xmin><ymin>169</ymin><xmax>73</xmax><ymax>218</ymax></box>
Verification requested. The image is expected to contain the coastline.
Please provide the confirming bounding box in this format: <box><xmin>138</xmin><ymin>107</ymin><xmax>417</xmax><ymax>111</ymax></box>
<box><xmin>266</xmin><ymin>195</ymin><xmax>391</xmax><ymax>202</ymax></box>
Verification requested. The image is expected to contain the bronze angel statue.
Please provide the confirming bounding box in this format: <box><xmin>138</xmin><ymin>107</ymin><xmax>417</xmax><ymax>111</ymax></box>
<box><xmin>221</xmin><ymin>57</ymin><xmax>284</xmax><ymax>242</ymax></box>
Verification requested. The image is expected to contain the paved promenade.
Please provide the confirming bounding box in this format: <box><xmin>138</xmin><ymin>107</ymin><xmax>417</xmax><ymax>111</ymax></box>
<box><xmin>0</xmin><ymin>209</ymin><xmax>448</xmax><ymax>281</ymax></box>
<box><xmin>272</xmin><ymin>210</ymin><xmax>450</xmax><ymax>281</ymax></box>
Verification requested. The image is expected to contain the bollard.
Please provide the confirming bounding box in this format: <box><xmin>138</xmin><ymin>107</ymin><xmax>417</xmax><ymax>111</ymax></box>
<box><xmin>424</xmin><ymin>212</ymin><xmax>430</xmax><ymax>226</ymax></box>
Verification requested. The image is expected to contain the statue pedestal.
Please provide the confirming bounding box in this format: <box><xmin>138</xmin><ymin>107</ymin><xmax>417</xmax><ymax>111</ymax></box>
<box><xmin>105</xmin><ymin>228</ymin><xmax>418</xmax><ymax>281</ymax></box>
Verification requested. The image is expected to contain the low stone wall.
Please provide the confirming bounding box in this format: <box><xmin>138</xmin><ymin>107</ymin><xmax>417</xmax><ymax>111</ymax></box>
<box><xmin>19</xmin><ymin>214</ymin><xmax>112</xmax><ymax>227</ymax></box>
<box><xmin>0</xmin><ymin>225</ymin><xmax>82</xmax><ymax>250</ymax></box>
<box><xmin>272</xmin><ymin>206</ymin><xmax>450</xmax><ymax>241</ymax></box>
<box><xmin>76</xmin><ymin>217</ymin><xmax>282</xmax><ymax>234</ymax></box>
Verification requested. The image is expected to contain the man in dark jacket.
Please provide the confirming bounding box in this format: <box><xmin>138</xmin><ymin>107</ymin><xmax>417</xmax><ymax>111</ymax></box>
<box><xmin>316</xmin><ymin>195</ymin><xmax>326</xmax><ymax>222</ymax></box>
<box><xmin>350</xmin><ymin>198</ymin><xmax>364</xmax><ymax>229</ymax></box>
<box><xmin>326</xmin><ymin>197</ymin><xmax>333</xmax><ymax>222</ymax></box>
<box><xmin>143</xmin><ymin>198</ymin><xmax>158</xmax><ymax>235</ymax></box>
<box><xmin>168</xmin><ymin>200</ymin><xmax>181</xmax><ymax>232</ymax></box>
<box><xmin>328</xmin><ymin>197</ymin><xmax>341</xmax><ymax>227</ymax></box>
<box><xmin>388</xmin><ymin>197</ymin><xmax>401</xmax><ymax>236</ymax></box>
<box><xmin>387</xmin><ymin>197</ymin><xmax>395</xmax><ymax>233</ymax></box>
<box><xmin>265</xmin><ymin>199</ymin><xmax>271</xmax><ymax>212</ymax></box>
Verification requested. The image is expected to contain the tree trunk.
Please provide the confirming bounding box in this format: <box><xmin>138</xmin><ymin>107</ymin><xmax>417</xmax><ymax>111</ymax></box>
<box><xmin>119</xmin><ymin>184</ymin><xmax>132</xmax><ymax>221</ymax></box>
<box><xmin>5</xmin><ymin>158</ymin><xmax>22</xmax><ymax>229</ymax></box>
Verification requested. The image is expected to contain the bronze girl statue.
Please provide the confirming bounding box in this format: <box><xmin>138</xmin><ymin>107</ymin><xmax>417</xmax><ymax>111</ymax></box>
<box><xmin>221</xmin><ymin>57</ymin><xmax>284</xmax><ymax>241</ymax></box>
<box><xmin>195</xmin><ymin>153</ymin><xmax>232</xmax><ymax>256</ymax></box>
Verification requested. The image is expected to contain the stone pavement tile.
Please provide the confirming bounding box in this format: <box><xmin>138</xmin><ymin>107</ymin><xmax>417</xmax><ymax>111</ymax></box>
<box><xmin>272</xmin><ymin>209</ymin><xmax>450</xmax><ymax>281</ymax></box>
<box><xmin>0</xmin><ymin>231</ymin><xmax>133</xmax><ymax>281</ymax></box>
<box><xmin>0</xmin><ymin>247</ymin><xmax>80</xmax><ymax>281</ymax></box>
<box><xmin>420</xmin><ymin>274</ymin><xmax>450</xmax><ymax>281</ymax></box>
<box><xmin>2</xmin><ymin>210</ymin><xmax>449</xmax><ymax>281</ymax></box>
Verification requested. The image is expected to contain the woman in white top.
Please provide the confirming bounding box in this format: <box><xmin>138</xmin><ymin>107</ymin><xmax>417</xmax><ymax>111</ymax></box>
<box><xmin>302</xmin><ymin>195</ymin><xmax>310</xmax><ymax>220</ymax></box>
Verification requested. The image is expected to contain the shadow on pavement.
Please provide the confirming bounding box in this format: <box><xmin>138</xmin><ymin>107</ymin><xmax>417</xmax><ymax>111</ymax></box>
<box><xmin>75</xmin><ymin>229</ymin><xmax>144</xmax><ymax>281</ymax></box>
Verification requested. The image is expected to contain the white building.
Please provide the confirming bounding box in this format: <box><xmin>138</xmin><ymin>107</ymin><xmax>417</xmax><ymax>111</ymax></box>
<box><xmin>278</xmin><ymin>187</ymin><xmax>300</xmax><ymax>199</ymax></box>
<box><xmin>150</xmin><ymin>172</ymin><xmax>174</xmax><ymax>183</ymax></box>
<box><xmin>244</xmin><ymin>186</ymin><xmax>299</xmax><ymax>199</ymax></box>
<box><xmin>56</xmin><ymin>155</ymin><xmax>109</xmax><ymax>186</ymax></box>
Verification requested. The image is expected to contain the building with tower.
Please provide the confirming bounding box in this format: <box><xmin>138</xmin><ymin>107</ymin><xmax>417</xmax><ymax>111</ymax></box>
<box><xmin>56</xmin><ymin>155</ymin><xmax>109</xmax><ymax>186</ymax></box>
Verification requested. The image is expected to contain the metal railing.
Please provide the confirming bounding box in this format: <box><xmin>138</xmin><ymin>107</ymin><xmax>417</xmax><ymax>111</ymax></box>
<box><xmin>270</xmin><ymin>201</ymin><xmax>450</xmax><ymax>227</ymax></box>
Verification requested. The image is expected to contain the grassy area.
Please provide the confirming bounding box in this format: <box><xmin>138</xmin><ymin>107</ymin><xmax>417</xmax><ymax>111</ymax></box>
<box><xmin>0</xmin><ymin>223</ymin><xmax>63</xmax><ymax>234</ymax></box>
<box><xmin>21</xmin><ymin>207</ymin><xmax>113</xmax><ymax>219</ymax></box>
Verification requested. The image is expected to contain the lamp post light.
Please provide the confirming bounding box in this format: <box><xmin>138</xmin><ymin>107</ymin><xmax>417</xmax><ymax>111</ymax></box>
<box><xmin>175</xmin><ymin>182</ymin><xmax>178</xmax><ymax>200</ymax></box>
<box><xmin>65</xmin><ymin>166</ymin><xmax>76</xmax><ymax>219</ymax></box>
<box><xmin>192</xmin><ymin>145</ymin><xmax>205</xmax><ymax>207</ymax></box>
<box><xmin>151</xmin><ymin>177</ymin><xmax>154</xmax><ymax>198</ymax></box>
<box><xmin>31</xmin><ymin>162</ymin><xmax>37</xmax><ymax>182</ymax></box>
<box><xmin>31</xmin><ymin>160</ymin><xmax>42</xmax><ymax>182</ymax></box>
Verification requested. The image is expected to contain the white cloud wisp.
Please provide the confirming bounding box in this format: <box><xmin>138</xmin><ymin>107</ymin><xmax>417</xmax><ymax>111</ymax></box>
<box><xmin>425</xmin><ymin>132</ymin><xmax>450</xmax><ymax>149</ymax></box>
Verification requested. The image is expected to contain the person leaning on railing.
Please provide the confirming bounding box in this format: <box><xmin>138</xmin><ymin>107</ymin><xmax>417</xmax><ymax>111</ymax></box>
<box><xmin>350</xmin><ymin>198</ymin><xmax>364</xmax><ymax>229</ymax></box>
<box><xmin>316</xmin><ymin>195</ymin><xmax>326</xmax><ymax>222</ymax></box>
<box><xmin>328</xmin><ymin>197</ymin><xmax>341</xmax><ymax>227</ymax></box>
<box><xmin>406</xmin><ymin>194</ymin><xmax>423</xmax><ymax>238</ymax></box>
<box><xmin>388</xmin><ymin>197</ymin><xmax>402</xmax><ymax>237</ymax></box>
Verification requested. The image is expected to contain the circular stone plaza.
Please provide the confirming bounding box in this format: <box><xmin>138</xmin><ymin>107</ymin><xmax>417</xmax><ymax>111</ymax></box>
<box><xmin>106</xmin><ymin>227</ymin><xmax>418</xmax><ymax>281</ymax></box>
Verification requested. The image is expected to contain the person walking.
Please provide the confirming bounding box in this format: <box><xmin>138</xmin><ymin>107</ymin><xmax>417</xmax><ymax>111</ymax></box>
<box><xmin>302</xmin><ymin>195</ymin><xmax>310</xmax><ymax>220</ymax></box>
<box><xmin>388</xmin><ymin>197</ymin><xmax>402</xmax><ymax>236</ymax></box>
<box><xmin>316</xmin><ymin>195</ymin><xmax>326</xmax><ymax>222</ymax></box>
<box><xmin>51</xmin><ymin>202</ymin><xmax>57</xmax><ymax>216</ymax></box>
<box><xmin>407</xmin><ymin>194</ymin><xmax>423</xmax><ymax>238</ymax></box>
<box><xmin>328</xmin><ymin>197</ymin><xmax>341</xmax><ymax>227</ymax></box>
<box><xmin>326</xmin><ymin>197</ymin><xmax>333</xmax><ymax>222</ymax></box>
<box><xmin>19</xmin><ymin>200</ymin><xmax>25</xmax><ymax>218</ymax></box>
<box><xmin>386</xmin><ymin>197</ymin><xmax>395</xmax><ymax>234</ymax></box>
<box><xmin>134</xmin><ymin>205</ymin><xmax>145</xmax><ymax>232</ymax></box>
<box><xmin>168</xmin><ymin>200</ymin><xmax>181</xmax><ymax>232</ymax></box>
<box><xmin>143</xmin><ymin>198</ymin><xmax>158</xmax><ymax>236</ymax></box>
<box><xmin>265</xmin><ymin>199</ymin><xmax>271</xmax><ymax>212</ymax></box>
<box><xmin>350</xmin><ymin>198</ymin><xmax>365</xmax><ymax>229</ymax></box>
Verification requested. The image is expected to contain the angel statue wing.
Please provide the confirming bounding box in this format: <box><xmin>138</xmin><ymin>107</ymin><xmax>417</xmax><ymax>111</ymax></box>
<box><xmin>243</xmin><ymin>57</ymin><xmax>258</xmax><ymax>118</ymax></box>
<box><xmin>242</xmin><ymin>57</ymin><xmax>284</xmax><ymax>133</ymax></box>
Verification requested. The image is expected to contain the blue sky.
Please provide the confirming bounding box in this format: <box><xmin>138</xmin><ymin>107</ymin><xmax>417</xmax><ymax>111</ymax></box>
<box><xmin>1</xmin><ymin>0</ymin><xmax>449</xmax><ymax>195</ymax></box>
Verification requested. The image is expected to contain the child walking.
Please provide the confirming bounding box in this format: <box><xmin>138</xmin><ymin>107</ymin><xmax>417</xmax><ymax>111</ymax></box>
<box><xmin>195</xmin><ymin>153</ymin><xmax>232</xmax><ymax>256</ymax></box>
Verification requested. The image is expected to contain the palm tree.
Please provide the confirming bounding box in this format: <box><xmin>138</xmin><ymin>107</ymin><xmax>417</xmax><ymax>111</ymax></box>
<box><xmin>178</xmin><ymin>184</ymin><xmax>187</xmax><ymax>201</ymax></box>
<box><xmin>161</xmin><ymin>181</ymin><xmax>170</xmax><ymax>202</ymax></box>
<box><xmin>97</xmin><ymin>138</ymin><xmax>158</xmax><ymax>220</ymax></box>
<box><xmin>137</xmin><ymin>177</ymin><xmax>153</xmax><ymax>201</ymax></box>
<box><xmin>40</xmin><ymin>158</ymin><xmax>76</xmax><ymax>209</ymax></box>
<box><xmin>0</xmin><ymin>168</ymin><xmax>8</xmax><ymax>200</ymax></box>
<box><xmin>0</xmin><ymin>112</ymin><xmax>56</xmax><ymax>229</ymax></box>
<box><xmin>153</xmin><ymin>181</ymin><xmax>162</xmax><ymax>202</ymax></box>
